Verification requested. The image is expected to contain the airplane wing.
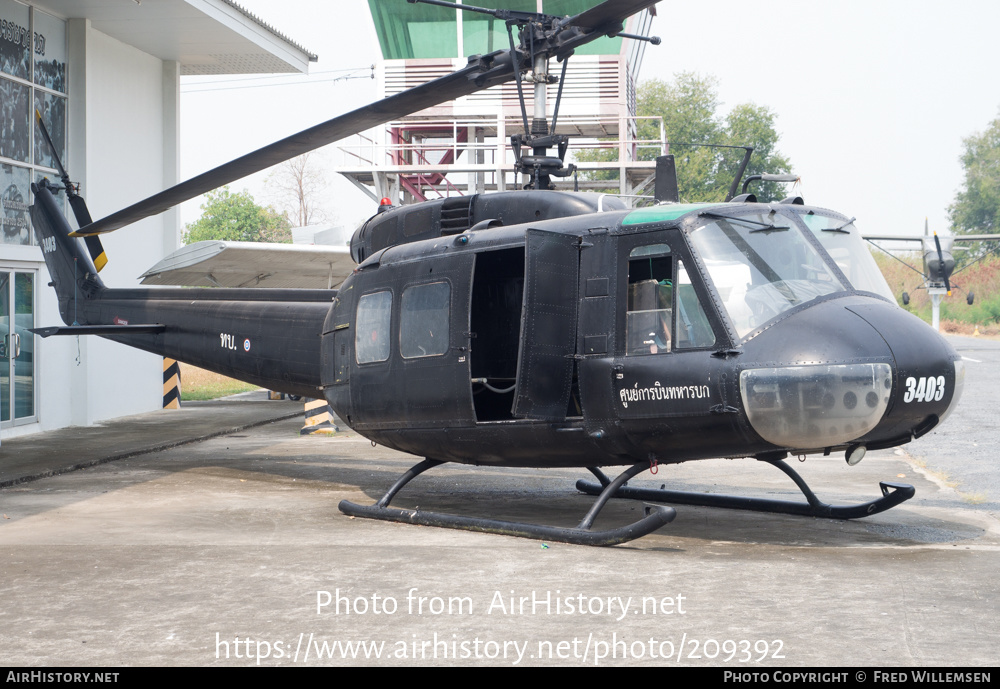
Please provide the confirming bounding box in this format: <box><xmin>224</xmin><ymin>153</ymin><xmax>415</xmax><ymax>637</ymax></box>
<box><xmin>138</xmin><ymin>240</ymin><xmax>355</xmax><ymax>290</ymax></box>
<box><xmin>864</xmin><ymin>234</ymin><xmax>1000</xmax><ymax>242</ymax></box>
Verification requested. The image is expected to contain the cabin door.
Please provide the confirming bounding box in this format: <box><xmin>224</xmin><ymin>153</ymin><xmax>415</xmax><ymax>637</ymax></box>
<box><xmin>349</xmin><ymin>253</ymin><xmax>475</xmax><ymax>429</ymax></box>
<box><xmin>511</xmin><ymin>228</ymin><xmax>581</xmax><ymax>420</ymax></box>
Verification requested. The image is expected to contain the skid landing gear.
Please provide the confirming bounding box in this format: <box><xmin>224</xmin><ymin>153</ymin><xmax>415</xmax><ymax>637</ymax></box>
<box><xmin>576</xmin><ymin>458</ymin><xmax>915</xmax><ymax>519</ymax></box>
<box><xmin>338</xmin><ymin>458</ymin><xmax>676</xmax><ymax>546</ymax></box>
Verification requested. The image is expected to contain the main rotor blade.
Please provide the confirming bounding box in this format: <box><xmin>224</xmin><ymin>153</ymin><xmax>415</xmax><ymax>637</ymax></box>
<box><xmin>77</xmin><ymin>0</ymin><xmax>660</xmax><ymax>237</ymax></box>
<box><xmin>77</xmin><ymin>52</ymin><xmax>517</xmax><ymax>236</ymax></box>
<box><xmin>568</xmin><ymin>0</ymin><xmax>658</xmax><ymax>31</ymax></box>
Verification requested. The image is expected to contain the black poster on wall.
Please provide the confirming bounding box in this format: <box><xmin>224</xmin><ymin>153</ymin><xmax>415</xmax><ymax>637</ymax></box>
<box><xmin>1</xmin><ymin>162</ymin><xmax>30</xmax><ymax>245</ymax></box>
<box><xmin>0</xmin><ymin>76</ymin><xmax>30</xmax><ymax>163</ymax></box>
<box><xmin>33</xmin><ymin>9</ymin><xmax>66</xmax><ymax>92</ymax></box>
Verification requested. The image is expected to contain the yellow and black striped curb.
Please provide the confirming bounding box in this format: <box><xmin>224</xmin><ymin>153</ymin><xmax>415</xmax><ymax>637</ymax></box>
<box><xmin>163</xmin><ymin>358</ymin><xmax>181</xmax><ymax>409</ymax></box>
<box><xmin>301</xmin><ymin>398</ymin><xmax>339</xmax><ymax>435</ymax></box>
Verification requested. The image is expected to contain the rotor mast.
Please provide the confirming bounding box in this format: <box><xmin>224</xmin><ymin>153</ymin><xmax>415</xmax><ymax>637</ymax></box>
<box><xmin>532</xmin><ymin>53</ymin><xmax>549</xmax><ymax>136</ymax></box>
<box><xmin>411</xmin><ymin>0</ymin><xmax>576</xmax><ymax>190</ymax></box>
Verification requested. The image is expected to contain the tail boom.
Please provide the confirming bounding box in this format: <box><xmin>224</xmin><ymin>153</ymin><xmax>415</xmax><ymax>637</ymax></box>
<box><xmin>31</xmin><ymin>181</ymin><xmax>332</xmax><ymax>397</ymax></box>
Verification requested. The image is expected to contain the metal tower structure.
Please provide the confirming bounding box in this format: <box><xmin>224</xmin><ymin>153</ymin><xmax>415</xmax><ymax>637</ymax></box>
<box><xmin>334</xmin><ymin>0</ymin><xmax>663</xmax><ymax>205</ymax></box>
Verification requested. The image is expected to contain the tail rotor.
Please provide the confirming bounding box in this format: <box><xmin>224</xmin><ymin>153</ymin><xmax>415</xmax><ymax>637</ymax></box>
<box><xmin>34</xmin><ymin>110</ymin><xmax>108</xmax><ymax>272</ymax></box>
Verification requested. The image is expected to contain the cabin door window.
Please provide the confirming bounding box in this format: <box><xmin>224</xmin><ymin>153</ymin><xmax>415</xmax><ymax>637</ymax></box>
<box><xmin>400</xmin><ymin>281</ymin><xmax>451</xmax><ymax>359</ymax></box>
<box><xmin>355</xmin><ymin>290</ymin><xmax>392</xmax><ymax>364</ymax></box>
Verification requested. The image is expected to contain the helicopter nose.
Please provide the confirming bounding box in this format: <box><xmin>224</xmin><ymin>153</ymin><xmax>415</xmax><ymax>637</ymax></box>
<box><xmin>738</xmin><ymin>298</ymin><xmax>963</xmax><ymax>451</ymax></box>
<box><xmin>846</xmin><ymin>302</ymin><xmax>964</xmax><ymax>445</ymax></box>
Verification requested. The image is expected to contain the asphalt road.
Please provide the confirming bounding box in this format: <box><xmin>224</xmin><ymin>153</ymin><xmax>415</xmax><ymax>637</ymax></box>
<box><xmin>902</xmin><ymin>335</ymin><xmax>1000</xmax><ymax>513</ymax></box>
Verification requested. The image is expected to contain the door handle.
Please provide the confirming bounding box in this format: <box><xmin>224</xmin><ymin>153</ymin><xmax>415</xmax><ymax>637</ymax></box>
<box><xmin>12</xmin><ymin>332</ymin><xmax>20</xmax><ymax>358</ymax></box>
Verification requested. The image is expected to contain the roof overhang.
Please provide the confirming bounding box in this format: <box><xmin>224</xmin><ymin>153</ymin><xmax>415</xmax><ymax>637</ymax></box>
<box><xmin>35</xmin><ymin>0</ymin><xmax>317</xmax><ymax>75</ymax></box>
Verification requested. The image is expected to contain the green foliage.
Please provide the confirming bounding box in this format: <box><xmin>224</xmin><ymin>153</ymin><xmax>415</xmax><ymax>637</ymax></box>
<box><xmin>948</xmin><ymin>110</ymin><xmax>1000</xmax><ymax>264</ymax></box>
<box><xmin>184</xmin><ymin>187</ymin><xmax>292</xmax><ymax>244</ymax></box>
<box><xmin>180</xmin><ymin>379</ymin><xmax>261</xmax><ymax>401</ymax></box>
<box><xmin>178</xmin><ymin>363</ymin><xmax>261</xmax><ymax>400</ymax></box>
<box><xmin>873</xmin><ymin>249</ymin><xmax>1000</xmax><ymax>328</ymax></box>
<box><xmin>575</xmin><ymin>73</ymin><xmax>792</xmax><ymax>202</ymax></box>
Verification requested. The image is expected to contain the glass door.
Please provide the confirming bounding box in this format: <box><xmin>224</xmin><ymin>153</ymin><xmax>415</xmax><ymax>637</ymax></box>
<box><xmin>0</xmin><ymin>269</ymin><xmax>35</xmax><ymax>427</ymax></box>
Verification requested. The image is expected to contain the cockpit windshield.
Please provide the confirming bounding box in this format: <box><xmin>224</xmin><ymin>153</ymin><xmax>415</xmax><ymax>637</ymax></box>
<box><xmin>798</xmin><ymin>212</ymin><xmax>896</xmax><ymax>302</ymax></box>
<box><xmin>689</xmin><ymin>211</ymin><xmax>846</xmax><ymax>338</ymax></box>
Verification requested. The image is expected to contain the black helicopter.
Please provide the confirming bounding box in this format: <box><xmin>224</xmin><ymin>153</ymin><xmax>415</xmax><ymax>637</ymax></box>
<box><xmin>29</xmin><ymin>0</ymin><xmax>963</xmax><ymax>546</ymax></box>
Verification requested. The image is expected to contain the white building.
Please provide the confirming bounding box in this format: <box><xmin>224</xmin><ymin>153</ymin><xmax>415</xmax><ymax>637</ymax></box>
<box><xmin>0</xmin><ymin>0</ymin><xmax>314</xmax><ymax>439</ymax></box>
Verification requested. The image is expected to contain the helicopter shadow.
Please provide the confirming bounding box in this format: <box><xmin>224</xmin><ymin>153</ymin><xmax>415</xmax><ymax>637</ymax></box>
<box><xmin>311</xmin><ymin>439</ymin><xmax>990</xmax><ymax>550</ymax></box>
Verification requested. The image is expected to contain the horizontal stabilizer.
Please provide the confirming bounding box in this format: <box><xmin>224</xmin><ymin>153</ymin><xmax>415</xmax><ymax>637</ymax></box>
<box><xmin>31</xmin><ymin>324</ymin><xmax>165</xmax><ymax>338</ymax></box>
<box><xmin>139</xmin><ymin>241</ymin><xmax>355</xmax><ymax>289</ymax></box>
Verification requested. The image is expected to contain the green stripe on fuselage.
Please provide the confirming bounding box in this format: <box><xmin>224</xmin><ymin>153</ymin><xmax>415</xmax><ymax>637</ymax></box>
<box><xmin>622</xmin><ymin>203</ymin><xmax>725</xmax><ymax>226</ymax></box>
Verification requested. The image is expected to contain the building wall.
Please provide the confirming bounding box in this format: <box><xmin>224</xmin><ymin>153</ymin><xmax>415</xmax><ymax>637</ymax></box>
<box><xmin>1</xmin><ymin>15</ymin><xmax>179</xmax><ymax>438</ymax></box>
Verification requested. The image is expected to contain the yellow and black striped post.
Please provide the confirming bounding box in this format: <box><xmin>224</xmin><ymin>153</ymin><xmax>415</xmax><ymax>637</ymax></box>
<box><xmin>163</xmin><ymin>358</ymin><xmax>181</xmax><ymax>409</ymax></box>
<box><xmin>301</xmin><ymin>398</ymin><xmax>338</xmax><ymax>435</ymax></box>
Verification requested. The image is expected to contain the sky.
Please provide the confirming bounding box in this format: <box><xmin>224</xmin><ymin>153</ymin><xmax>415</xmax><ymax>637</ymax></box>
<box><xmin>179</xmin><ymin>0</ymin><xmax>1000</xmax><ymax>239</ymax></box>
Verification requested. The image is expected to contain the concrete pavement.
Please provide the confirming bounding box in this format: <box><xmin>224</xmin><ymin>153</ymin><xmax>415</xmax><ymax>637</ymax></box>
<box><xmin>0</xmin><ymin>389</ymin><xmax>997</xmax><ymax>667</ymax></box>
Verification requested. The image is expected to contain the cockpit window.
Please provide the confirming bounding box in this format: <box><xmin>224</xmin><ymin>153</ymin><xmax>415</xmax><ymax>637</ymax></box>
<box><xmin>626</xmin><ymin>245</ymin><xmax>673</xmax><ymax>355</ymax></box>
<box><xmin>800</xmin><ymin>213</ymin><xmax>895</xmax><ymax>301</ymax></box>
<box><xmin>674</xmin><ymin>261</ymin><xmax>716</xmax><ymax>349</ymax></box>
<box><xmin>624</xmin><ymin>244</ymin><xmax>716</xmax><ymax>353</ymax></box>
<box><xmin>689</xmin><ymin>213</ymin><xmax>846</xmax><ymax>338</ymax></box>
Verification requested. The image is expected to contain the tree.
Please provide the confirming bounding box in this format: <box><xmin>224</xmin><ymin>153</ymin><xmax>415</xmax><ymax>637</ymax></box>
<box><xmin>266</xmin><ymin>153</ymin><xmax>329</xmax><ymax>227</ymax></box>
<box><xmin>184</xmin><ymin>187</ymin><xmax>292</xmax><ymax>244</ymax></box>
<box><xmin>576</xmin><ymin>73</ymin><xmax>793</xmax><ymax>202</ymax></box>
<box><xmin>949</xmin><ymin>110</ymin><xmax>1000</xmax><ymax>238</ymax></box>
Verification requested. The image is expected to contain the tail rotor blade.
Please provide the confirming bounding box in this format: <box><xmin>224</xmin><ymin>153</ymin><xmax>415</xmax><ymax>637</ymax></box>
<box><xmin>83</xmin><ymin>236</ymin><xmax>108</xmax><ymax>272</ymax></box>
<box><xmin>35</xmin><ymin>110</ymin><xmax>68</xmax><ymax>179</ymax></box>
<box><xmin>70</xmin><ymin>196</ymin><xmax>107</xmax><ymax>272</ymax></box>
<box><xmin>36</xmin><ymin>109</ymin><xmax>108</xmax><ymax>272</ymax></box>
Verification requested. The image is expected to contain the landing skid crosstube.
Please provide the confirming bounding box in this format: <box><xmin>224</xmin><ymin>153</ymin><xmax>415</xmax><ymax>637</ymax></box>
<box><xmin>338</xmin><ymin>458</ymin><xmax>676</xmax><ymax>546</ymax></box>
<box><xmin>576</xmin><ymin>458</ymin><xmax>915</xmax><ymax>520</ymax></box>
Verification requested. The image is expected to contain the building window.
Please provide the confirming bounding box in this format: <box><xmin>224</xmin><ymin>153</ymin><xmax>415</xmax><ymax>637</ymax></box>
<box><xmin>1</xmin><ymin>0</ymin><xmax>68</xmax><ymax>247</ymax></box>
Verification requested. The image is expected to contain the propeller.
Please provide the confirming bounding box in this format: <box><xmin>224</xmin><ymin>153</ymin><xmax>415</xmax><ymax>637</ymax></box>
<box><xmin>73</xmin><ymin>0</ymin><xmax>660</xmax><ymax>238</ymax></box>
<box><xmin>933</xmin><ymin>232</ymin><xmax>951</xmax><ymax>295</ymax></box>
<box><xmin>34</xmin><ymin>110</ymin><xmax>108</xmax><ymax>272</ymax></box>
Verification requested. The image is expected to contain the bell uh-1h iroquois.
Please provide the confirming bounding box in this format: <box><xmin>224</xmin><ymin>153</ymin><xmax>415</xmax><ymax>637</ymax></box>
<box><xmin>29</xmin><ymin>0</ymin><xmax>964</xmax><ymax>546</ymax></box>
